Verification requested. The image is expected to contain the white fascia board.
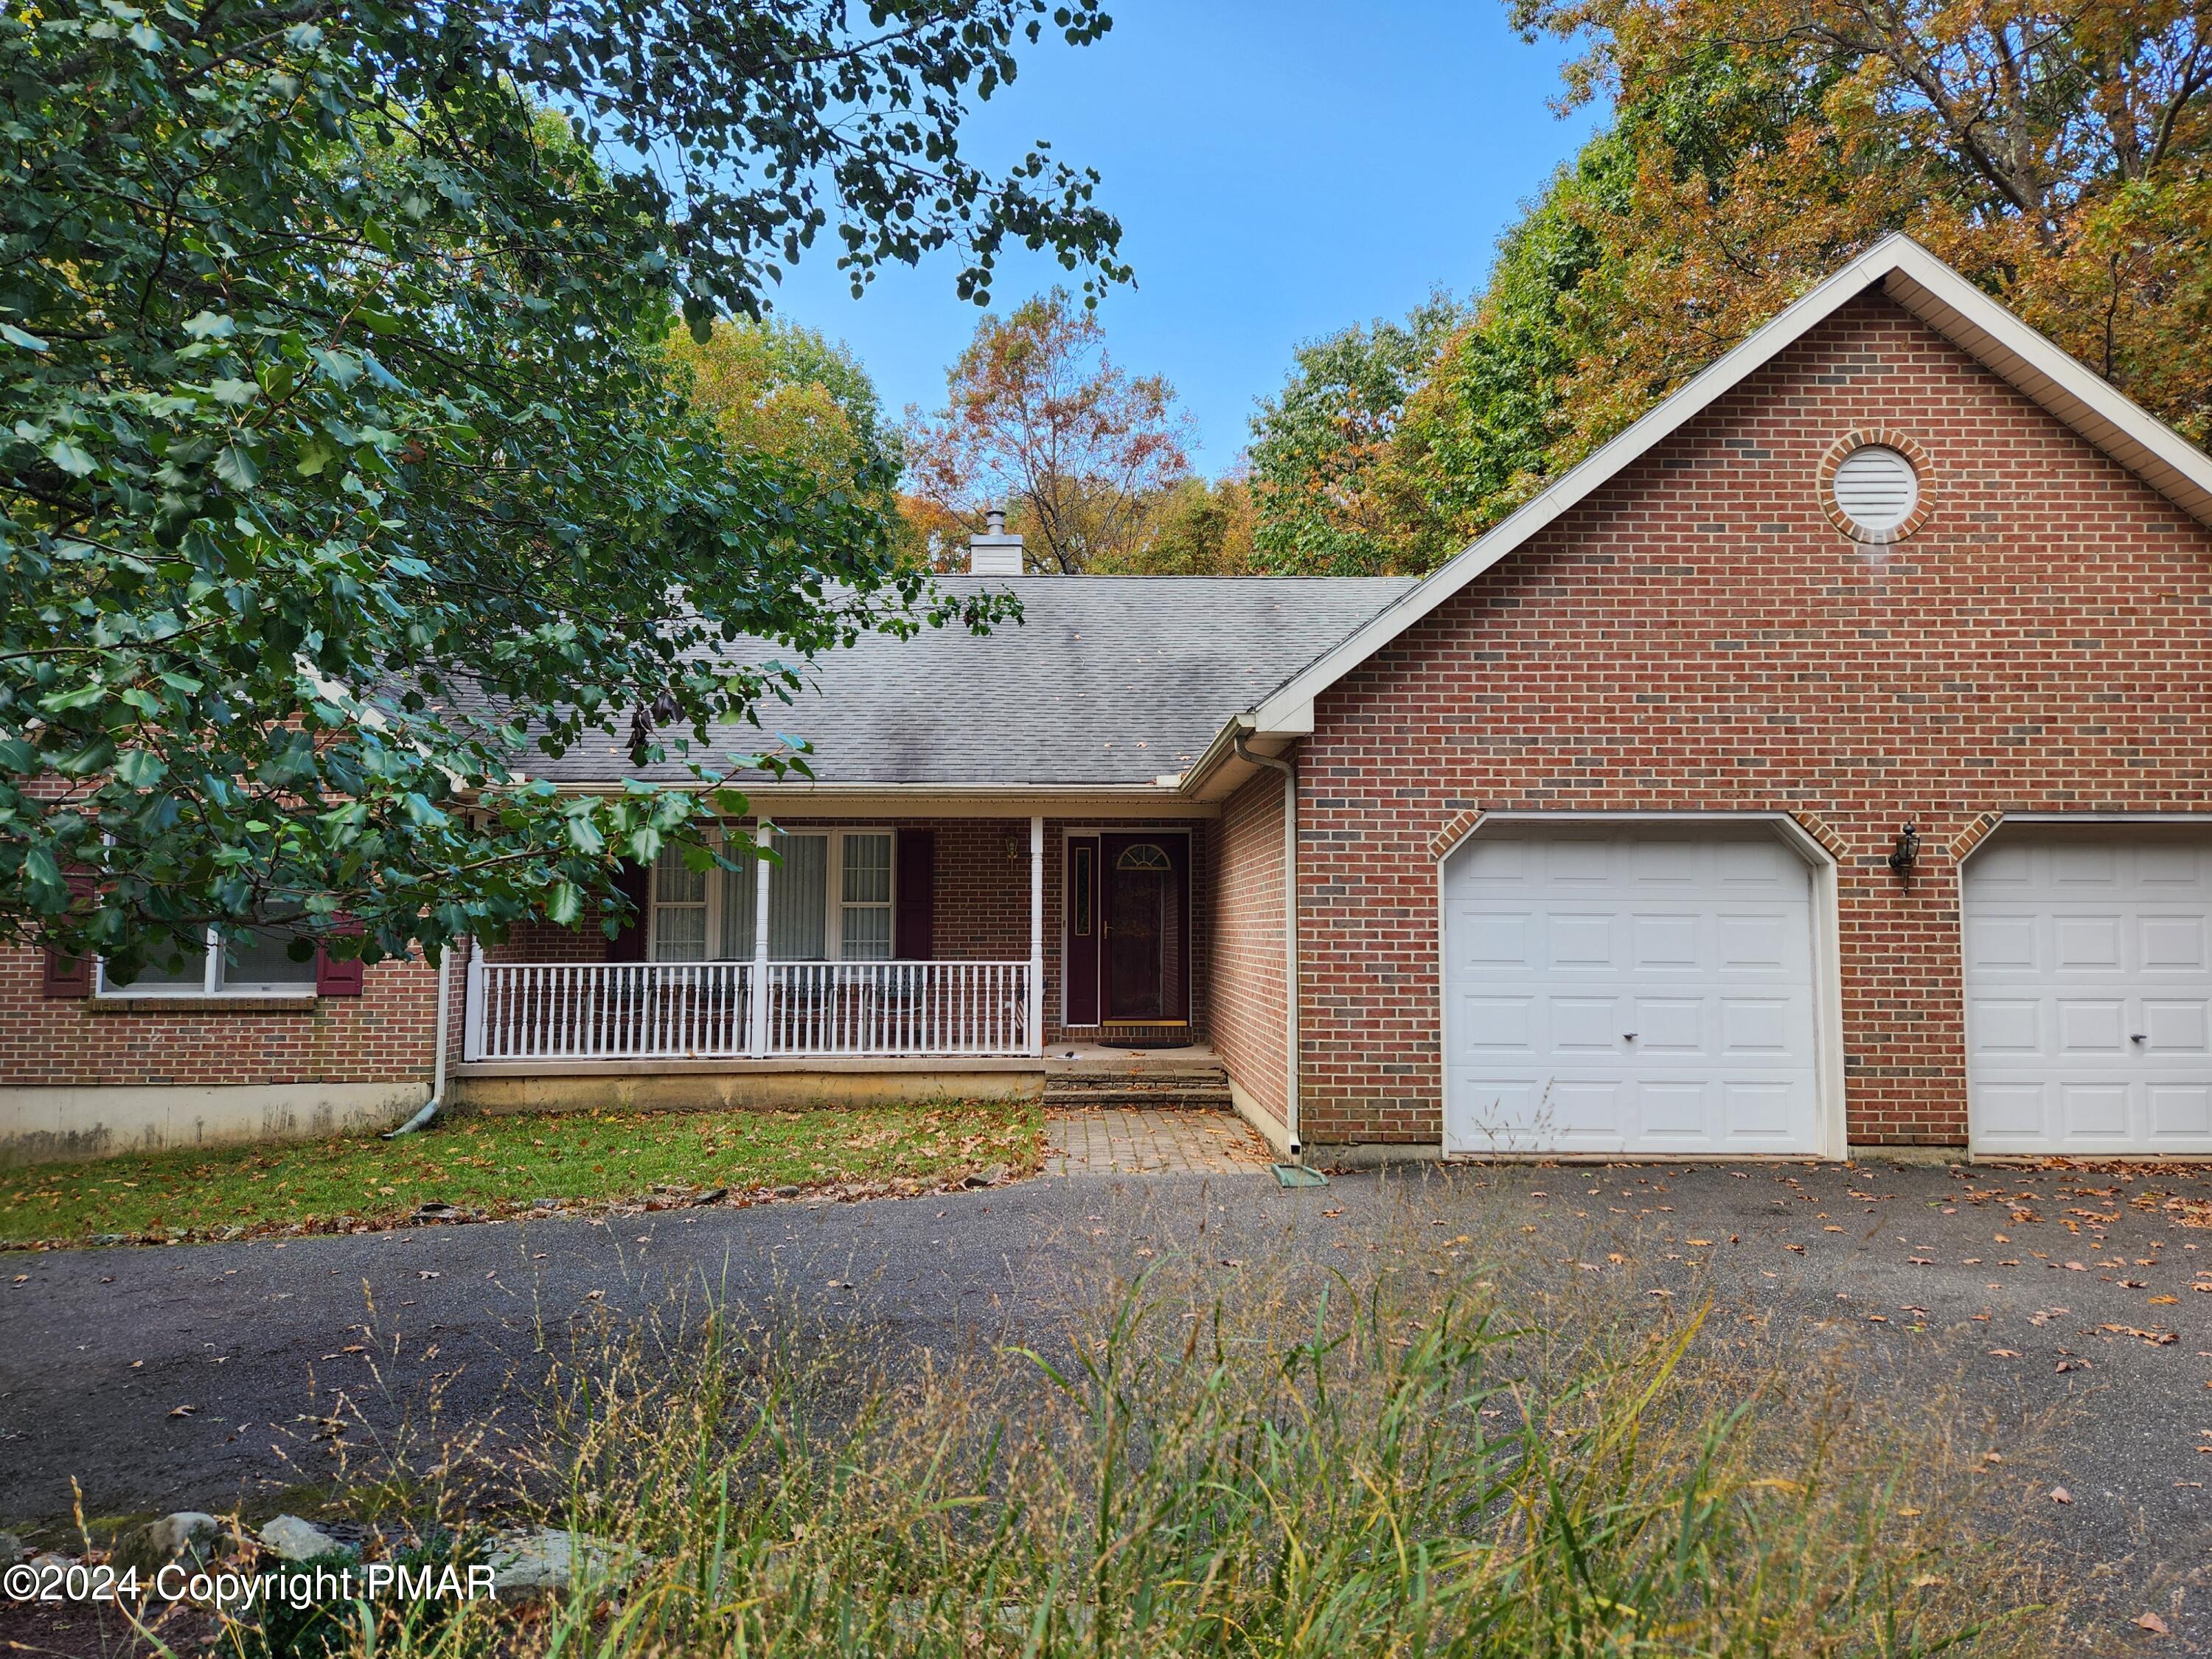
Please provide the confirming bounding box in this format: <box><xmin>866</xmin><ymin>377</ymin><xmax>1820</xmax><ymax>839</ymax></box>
<box><xmin>1877</xmin><ymin>243</ymin><xmax>2212</xmax><ymax>525</ymax></box>
<box><xmin>1246</xmin><ymin>234</ymin><xmax>2212</xmax><ymax>733</ymax></box>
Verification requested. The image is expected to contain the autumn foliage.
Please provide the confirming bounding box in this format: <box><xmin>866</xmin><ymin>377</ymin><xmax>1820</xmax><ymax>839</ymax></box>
<box><xmin>1249</xmin><ymin>0</ymin><xmax>2212</xmax><ymax>575</ymax></box>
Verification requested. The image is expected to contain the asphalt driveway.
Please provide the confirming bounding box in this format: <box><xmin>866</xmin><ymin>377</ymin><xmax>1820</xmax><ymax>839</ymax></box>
<box><xmin>4</xmin><ymin>1155</ymin><xmax>2211</xmax><ymax>1642</ymax></box>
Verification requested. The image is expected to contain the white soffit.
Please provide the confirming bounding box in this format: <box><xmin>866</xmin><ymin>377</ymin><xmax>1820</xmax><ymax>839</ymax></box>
<box><xmin>1241</xmin><ymin>234</ymin><xmax>2212</xmax><ymax>738</ymax></box>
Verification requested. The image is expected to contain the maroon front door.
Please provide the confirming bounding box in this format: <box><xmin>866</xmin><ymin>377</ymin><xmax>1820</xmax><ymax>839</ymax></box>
<box><xmin>1098</xmin><ymin>832</ymin><xmax>1189</xmax><ymax>1026</ymax></box>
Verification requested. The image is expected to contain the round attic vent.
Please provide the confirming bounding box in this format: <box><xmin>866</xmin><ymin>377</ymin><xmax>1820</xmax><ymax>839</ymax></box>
<box><xmin>1830</xmin><ymin>444</ymin><xmax>1920</xmax><ymax>535</ymax></box>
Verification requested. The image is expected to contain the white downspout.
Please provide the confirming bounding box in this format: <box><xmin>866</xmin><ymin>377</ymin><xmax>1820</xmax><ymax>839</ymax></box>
<box><xmin>385</xmin><ymin>942</ymin><xmax>453</xmax><ymax>1138</ymax></box>
<box><xmin>1233</xmin><ymin>729</ymin><xmax>1299</xmax><ymax>1160</ymax></box>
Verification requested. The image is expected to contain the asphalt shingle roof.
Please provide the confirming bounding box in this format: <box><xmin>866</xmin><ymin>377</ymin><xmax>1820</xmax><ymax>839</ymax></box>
<box><xmin>529</xmin><ymin>575</ymin><xmax>1420</xmax><ymax>788</ymax></box>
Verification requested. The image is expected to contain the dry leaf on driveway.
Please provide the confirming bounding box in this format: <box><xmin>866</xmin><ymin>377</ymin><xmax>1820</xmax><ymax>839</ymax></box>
<box><xmin>2048</xmin><ymin>1486</ymin><xmax>2072</xmax><ymax>1503</ymax></box>
<box><xmin>2135</xmin><ymin>1612</ymin><xmax>2171</xmax><ymax>1636</ymax></box>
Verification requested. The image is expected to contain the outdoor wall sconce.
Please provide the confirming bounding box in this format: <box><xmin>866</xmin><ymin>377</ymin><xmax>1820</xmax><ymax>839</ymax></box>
<box><xmin>1888</xmin><ymin>823</ymin><xmax>1921</xmax><ymax>889</ymax></box>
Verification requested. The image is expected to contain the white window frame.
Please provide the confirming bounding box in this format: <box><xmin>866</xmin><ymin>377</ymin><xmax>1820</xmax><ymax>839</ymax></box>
<box><xmin>94</xmin><ymin>926</ymin><xmax>321</xmax><ymax>999</ymax></box>
<box><xmin>648</xmin><ymin>825</ymin><xmax>897</xmax><ymax>962</ymax></box>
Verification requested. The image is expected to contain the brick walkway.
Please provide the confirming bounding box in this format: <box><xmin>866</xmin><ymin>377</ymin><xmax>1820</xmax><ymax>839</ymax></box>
<box><xmin>1043</xmin><ymin>1107</ymin><xmax>1276</xmax><ymax>1176</ymax></box>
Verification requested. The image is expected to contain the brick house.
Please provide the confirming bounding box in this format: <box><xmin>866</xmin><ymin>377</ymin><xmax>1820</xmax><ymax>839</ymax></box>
<box><xmin>10</xmin><ymin>235</ymin><xmax>2212</xmax><ymax>1164</ymax></box>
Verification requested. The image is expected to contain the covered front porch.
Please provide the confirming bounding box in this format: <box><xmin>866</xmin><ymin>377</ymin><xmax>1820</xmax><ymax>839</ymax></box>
<box><xmin>457</xmin><ymin>810</ymin><xmax>1212</xmax><ymax>1068</ymax></box>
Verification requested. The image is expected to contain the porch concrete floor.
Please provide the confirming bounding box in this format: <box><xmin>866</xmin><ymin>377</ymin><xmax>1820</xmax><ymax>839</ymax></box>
<box><xmin>1043</xmin><ymin>1040</ymin><xmax>1222</xmax><ymax>1074</ymax></box>
<box><xmin>1043</xmin><ymin>1106</ymin><xmax>1274</xmax><ymax>1176</ymax></box>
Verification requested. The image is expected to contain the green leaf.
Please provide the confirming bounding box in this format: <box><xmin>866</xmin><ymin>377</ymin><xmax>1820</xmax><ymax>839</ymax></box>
<box><xmin>114</xmin><ymin>748</ymin><xmax>168</xmax><ymax>787</ymax></box>
<box><xmin>546</xmin><ymin>882</ymin><xmax>583</xmax><ymax>925</ymax></box>
<box><xmin>214</xmin><ymin>442</ymin><xmax>261</xmax><ymax>490</ymax></box>
<box><xmin>45</xmin><ymin>437</ymin><xmax>97</xmax><ymax>476</ymax></box>
<box><xmin>23</xmin><ymin>846</ymin><xmax>63</xmax><ymax>897</ymax></box>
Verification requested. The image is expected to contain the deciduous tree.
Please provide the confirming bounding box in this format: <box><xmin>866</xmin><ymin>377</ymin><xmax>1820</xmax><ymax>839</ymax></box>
<box><xmin>1246</xmin><ymin>294</ymin><xmax>1464</xmax><ymax>574</ymax></box>
<box><xmin>1</xmin><ymin>0</ymin><xmax>1120</xmax><ymax>976</ymax></box>
<box><xmin>905</xmin><ymin>290</ymin><xmax>1192</xmax><ymax>571</ymax></box>
<box><xmin>666</xmin><ymin>319</ymin><xmax>900</xmax><ymax>513</ymax></box>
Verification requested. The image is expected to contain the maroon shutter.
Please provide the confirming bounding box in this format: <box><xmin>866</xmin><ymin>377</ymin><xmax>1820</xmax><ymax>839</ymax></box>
<box><xmin>606</xmin><ymin>859</ymin><xmax>653</xmax><ymax>961</ymax></box>
<box><xmin>42</xmin><ymin>943</ymin><xmax>92</xmax><ymax>998</ymax></box>
<box><xmin>41</xmin><ymin>874</ymin><xmax>95</xmax><ymax>998</ymax></box>
<box><xmin>894</xmin><ymin>830</ymin><xmax>935</xmax><ymax>959</ymax></box>
<box><xmin>316</xmin><ymin>917</ymin><xmax>366</xmax><ymax>996</ymax></box>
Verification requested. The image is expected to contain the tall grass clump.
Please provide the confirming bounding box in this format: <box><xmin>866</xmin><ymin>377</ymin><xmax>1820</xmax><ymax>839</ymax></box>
<box><xmin>294</xmin><ymin>1217</ymin><xmax>2063</xmax><ymax>1658</ymax></box>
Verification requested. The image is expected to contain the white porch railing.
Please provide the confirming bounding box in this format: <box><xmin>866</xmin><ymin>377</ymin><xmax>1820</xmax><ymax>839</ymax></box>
<box><xmin>464</xmin><ymin>959</ymin><xmax>1036</xmax><ymax>1062</ymax></box>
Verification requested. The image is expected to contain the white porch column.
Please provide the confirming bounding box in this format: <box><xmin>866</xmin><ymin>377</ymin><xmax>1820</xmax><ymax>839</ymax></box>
<box><xmin>749</xmin><ymin>819</ymin><xmax>773</xmax><ymax>1057</ymax></box>
<box><xmin>1029</xmin><ymin>814</ymin><xmax>1045</xmax><ymax>1056</ymax></box>
<box><xmin>462</xmin><ymin>938</ymin><xmax>486</xmax><ymax>1062</ymax></box>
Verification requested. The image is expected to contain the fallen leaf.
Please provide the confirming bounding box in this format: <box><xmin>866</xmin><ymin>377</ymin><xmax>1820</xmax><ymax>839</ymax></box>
<box><xmin>169</xmin><ymin>1405</ymin><xmax>195</xmax><ymax>1419</ymax></box>
<box><xmin>417</xmin><ymin>1270</ymin><xmax>439</xmax><ymax>1281</ymax></box>
<box><xmin>1987</xmin><ymin>1348</ymin><xmax>2021</xmax><ymax>1357</ymax></box>
<box><xmin>2135</xmin><ymin>1612</ymin><xmax>2171</xmax><ymax>1636</ymax></box>
<box><xmin>2152</xmin><ymin>1295</ymin><xmax>2180</xmax><ymax>1304</ymax></box>
<box><xmin>1687</xmin><ymin>1238</ymin><xmax>1714</xmax><ymax>1248</ymax></box>
<box><xmin>2048</xmin><ymin>1486</ymin><xmax>2072</xmax><ymax>1504</ymax></box>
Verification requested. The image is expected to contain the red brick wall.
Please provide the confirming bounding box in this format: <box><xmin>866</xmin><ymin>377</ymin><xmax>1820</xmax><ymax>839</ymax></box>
<box><xmin>0</xmin><ymin>950</ymin><xmax>437</xmax><ymax>1088</ymax></box>
<box><xmin>1295</xmin><ymin>292</ymin><xmax>2212</xmax><ymax>1149</ymax></box>
<box><xmin>1210</xmin><ymin>772</ymin><xmax>1289</xmax><ymax>1135</ymax></box>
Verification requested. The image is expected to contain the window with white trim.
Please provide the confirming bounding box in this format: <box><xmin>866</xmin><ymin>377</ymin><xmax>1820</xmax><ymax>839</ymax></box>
<box><xmin>838</xmin><ymin>832</ymin><xmax>893</xmax><ymax>959</ymax></box>
<box><xmin>651</xmin><ymin>828</ymin><xmax>894</xmax><ymax>961</ymax></box>
<box><xmin>97</xmin><ymin>926</ymin><xmax>319</xmax><ymax>997</ymax></box>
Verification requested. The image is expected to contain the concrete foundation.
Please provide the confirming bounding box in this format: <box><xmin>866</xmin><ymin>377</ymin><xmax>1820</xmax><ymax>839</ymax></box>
<box><xmin>0</xmin><ymin>1081</ymin><xmax>431</xmax><ymax>1166</ymax></box>
<box><xmin>451</xmin><ymin>1060</ymin><xmax>1043</xmax><ymax>1115</ymax></box>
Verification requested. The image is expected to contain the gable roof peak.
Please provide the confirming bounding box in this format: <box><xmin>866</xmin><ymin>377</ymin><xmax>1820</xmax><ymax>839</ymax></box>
<box><xmin>1208</xmin><ymin>234</ymin><xmax>2212</xmax><ymax>762</ymax></box>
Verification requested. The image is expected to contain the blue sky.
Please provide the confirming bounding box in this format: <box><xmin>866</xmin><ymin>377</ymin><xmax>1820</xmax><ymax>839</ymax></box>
<box><xmin>767</xmin><ymin>0</ymin><xmax>1606</xmax><ymax>473</ymax></box>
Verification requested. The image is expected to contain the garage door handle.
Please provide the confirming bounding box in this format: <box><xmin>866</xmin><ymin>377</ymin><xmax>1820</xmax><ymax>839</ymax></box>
<box><xmin>1622</xmin><ymin>1032</ymin><xmax>1638</xmax><ymax>1042</ymax></box>
<box><xmin>2132</xmin><ymin>1033</ymin><xmax>2148</xmax><ymax>1044</ymax></box>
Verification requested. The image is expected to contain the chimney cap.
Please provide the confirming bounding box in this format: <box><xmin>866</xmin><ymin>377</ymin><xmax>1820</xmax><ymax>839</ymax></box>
<box><xmin>967</xmin><ymin>504</ymin><xmax>1024</xmax><ymax>577</ymax></box>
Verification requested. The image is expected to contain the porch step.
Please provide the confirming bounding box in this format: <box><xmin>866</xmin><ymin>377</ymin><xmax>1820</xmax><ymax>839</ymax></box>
<box><xmin>1043</xmin><ymin>1068</ymin><xmax>1233</xmax><ymax>1112</ymax></box>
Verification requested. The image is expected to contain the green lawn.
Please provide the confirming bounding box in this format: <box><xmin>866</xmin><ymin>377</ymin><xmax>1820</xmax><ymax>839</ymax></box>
<box><xmin>0</xmin><ymin>1099</ymin><xmax>1041</xmax><ymax>1246</ymax></box>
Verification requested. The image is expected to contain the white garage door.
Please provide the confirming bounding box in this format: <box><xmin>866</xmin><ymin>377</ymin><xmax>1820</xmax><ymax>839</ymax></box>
<box><xmin>1964</xmin><ymin>831</ymin><xmax>2212</xmax><ymax>1155</ymax></box>
<box><xmin>1443</xmin><ymin>825</ymin><xmax>1823</xmax><ymax>1155</ymax></box>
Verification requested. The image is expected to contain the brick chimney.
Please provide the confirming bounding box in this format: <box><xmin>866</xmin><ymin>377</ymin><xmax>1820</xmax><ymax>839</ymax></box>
<box><xmin>967</xmin><ymin>507</ymin><xmax>1025</xmax><ymax>577</ymax></box>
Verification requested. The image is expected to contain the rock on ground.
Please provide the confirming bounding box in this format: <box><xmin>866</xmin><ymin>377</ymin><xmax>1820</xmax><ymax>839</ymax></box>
<box><xmin>257</xmin><ymin>1514</ymin><xmax>346</xmax><ymax>1562</ymax></box>
<box><xmin>486</xmin><ymin>1528</ymin><xmax>639</xmax><ymax>1597</ymax></box>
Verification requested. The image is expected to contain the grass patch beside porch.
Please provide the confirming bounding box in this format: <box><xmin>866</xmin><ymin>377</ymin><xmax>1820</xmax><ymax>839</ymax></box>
<box><xmin>0</xmin><ymin>1098</ymin><xmax>1041</xmax><ymax>1247</ymax></box>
